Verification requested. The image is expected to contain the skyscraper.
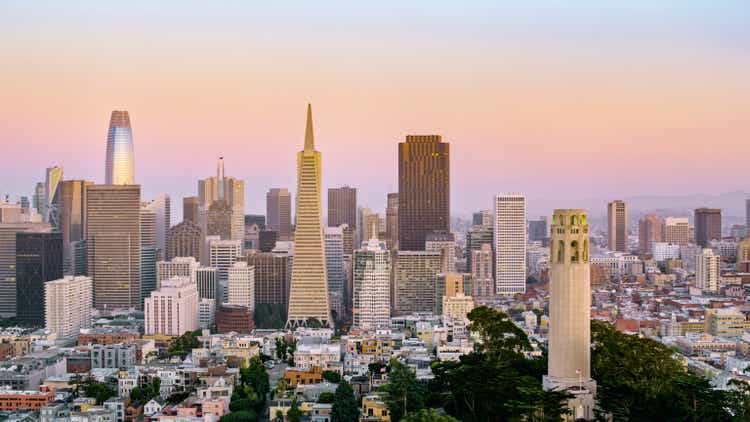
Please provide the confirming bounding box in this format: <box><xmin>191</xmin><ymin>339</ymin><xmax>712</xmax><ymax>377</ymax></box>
<box><xmin>328</xmin><ymin>186</ymin><xmax>357</xmax><ymax>229</ymax></box>
<box><xmin>147</xmin><ymin>194</ymin><xmax>170</xmax><ymax>252</ymax></box>
<box><xmin>105</xmin><ymin>110</ymin><xmax>135</xmax><ymax>185</ymax></box>
<box><xmin>398</xmin><ymin>135</ymin><xmax>450</xmax><ymax>251</ymax></box>
<box><xmin>664</xmin><ymin>217</ymin><xmax>690</xmax><ymax>245</ymax></box>
<box><xmin>638</xmin><ymin>214</ymin><xmax>664</xmax><ymax>255</ymax></box>
<box><xmin>544</xmin><ymin>209</ymin><xmax>596</xmax><ymax>419</ymax></box>
<box><xmin>144</xmin><ymin>277</ymin><xmax>199</xmax><ymax>336</ymax></box>
<box><xmin>246</xmin><ymin>250</ymin><xmax>292</xmax><ymax>309</ymax></box>
<box><xmin>157</xmin><ymin>257</ymin><xmax>199</xmax><ymax>286</ymax></box>
<box><xmin>45</xmin><ymin>276</ymin><xmax>93</xmax><ymax>338</ymax></box>
<box><xmin>466</xmin><ymin>225</ymin><xmax>493</xmax><ymax>272</ymax></box>
<box><xmin>393</xmin><ymin>250</ymin><xmax>441</xmax><ymax>315</ymax></box>
<box><xmin>139</xmin><ymin>205</ymin><xmax>158</xmax><ymax>304</ymax></box>
<box><xmin>425</xmin><ymin>231</ymin><xmax>456</xmax><ymax>273</ymax></box>
<box><xmin>15</xmin><ymin>231</ymin><xmax>63</xmax><ymax>326</ymax></box>
<box><xmin>696</xmin><ymin>248</ymin><xmax>720</xmax><ymax>292</ymax></box>
<box><xmin>86</xmin><ymin>184</ymin><xmax>141</xmax><ymax>310</ymax></box>
<box><xmin>266</xmin><ymin>188</ymin><xmax>292</xmax><ymax>240</ymax></box>
<box><xmin>386</xmin><ymin>193</ymin><xmax>399</xmax><ymax>250</ymax></box>
<box><xmin>528</xmin><ymin>216</ymin><xmax>548</xmax><ymax>243</ymax></box>
<box><xmin>183</xmin><ymin>196</ymin><xmax>200</xmax><ymax>225</ymax></box>
<box><xmin>227</xmin><ymin>261</ymin><xmax>255</xmax><ymax>312</ymax></box>
<box><xmin>286</xmin><ymin>104</ymin><xmax>332</xmax><ymax>328</ymax></box>
<box><xmin>472</xmin><ymin>210</ymin><xmax>492</xmax><ymax>227</ymax></box>
<box><xmin>471</xmin><ymin>243</ymin><xmax>495</xmax><ymax>299</ymax></box>
<box><xmin>0</xmin><ymin>222</ymin><xmax>51</xmax><ymax>317</ymax></box>
<box><xmin>208</xmin><ymin>239</ymin><xmax>242</xmax><ymax>301</ymax></box>
<box><xmin>607</xmin><ymin>200</ymin><xmax>628</xmax><ymax>252</ymax></box>
<box><xmin>140</xmin><ymin>205</ymin><xmax>157</xmax><ymax>248</ymax></box>
<box><xmin>59</xmin><ymin>180</ymin><xmax>93</xmax><ymax>275</ymax></box>
<box><xmin>494</xmin><ymin>194</ymin><xmax>527</xmax><ymax>295</ymax></box>
<box><xmin>167</xmin><ymin>221</ymin><xmax>202</xmax><ymax>261</ymax></box>
<box><xmin>207</xmin><ymin>200</ymin><xmax>233</xmax><ymax>240</ymax></box>
<box><xmin>324</xmin><ymin>226</ymin><xmax>345</xmax><ymax>319</ymax></box>
<box><xmin>33</xmin><ymin>182</ymin><xmax>46</xmax><ymax>216</ymax></box>
<box><xmin>695</xmin><ymin>208</ymin><xmax>722</xmax><ymax>247</ymax></box>
<box><xmin>44</xmin><ymin>166</ymin><xmax>63</xmax><ymax>229</ymax></box>
<box><xmin>198</xmin><ymin>159</ymin><xmax>245</xmax><ymax>241</ymax></box>
<box><xmin>352</xmin><ymin>238</ymin><xmax>391</xmax><ymax>329</ymax></box>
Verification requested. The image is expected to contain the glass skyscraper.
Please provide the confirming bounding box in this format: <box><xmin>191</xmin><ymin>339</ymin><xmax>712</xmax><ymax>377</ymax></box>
<box><xmin>105</xmin><ymin>110</ymin><xmax>135</xmax><ymax>185</ymax></box>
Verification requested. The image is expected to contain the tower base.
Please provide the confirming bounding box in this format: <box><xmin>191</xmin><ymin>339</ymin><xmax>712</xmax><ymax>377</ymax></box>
<box><xmin>543</xmin><ymin>375</ymin><xmax>597</xmax><ymax>421</ymax></box>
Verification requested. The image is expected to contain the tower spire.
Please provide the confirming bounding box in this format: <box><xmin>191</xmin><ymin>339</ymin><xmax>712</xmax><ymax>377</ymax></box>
<box><xmin>304</xmin><ymin>103</ymin><xmax>314</xmax><ymax>151</ymax></box>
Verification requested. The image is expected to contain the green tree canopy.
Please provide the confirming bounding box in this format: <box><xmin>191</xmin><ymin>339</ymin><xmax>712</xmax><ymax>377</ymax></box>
<box><xmin>323</xmin><ymin>370</ymin><xmax>342</xmax><ymax>383</ymax></box>
<box><xmin>401</xmin><ymin>409</ymin><xmax>460</xmax><ymax>422</ymax></box>
<box><xmin>318</xmin><ymin>391</ymin><xmax>335</xmax><ymax>404</ymax></box>
<box><xmin>287</xmin><ymin>397</ymin><xmax>303</xmax><ymax>422</ymax></box>
<box><xmin>331</xmin><ymin>380</ymin><xmax>359</xmax><ymax>422</ymax></box>
<box><xmin>380</xmin><ymin>359</ymin><xmax>427</xmax><ymax>421</ymax></box>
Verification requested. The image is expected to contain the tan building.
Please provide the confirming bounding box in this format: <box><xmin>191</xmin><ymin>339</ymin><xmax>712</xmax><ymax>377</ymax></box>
<box><xmin>544</xmin><ymin>209</ymin><xmax>596</xmax><ymax>420</ymax></box>
<box><xmin>266</xmin><ymin>188</ymin><xmax>292</xmax><ymax>240</ymax></box>
<box><xmin>207</xmin><ymin>200</ymin><xmax>233</xmax><ymax>240</ymax></box>
<box><xmin>393</xmin><ymin>251</ymin><xmax>441</xmax><ymax>315</ymax></box>
<box><xmin>59</xmin><ymin>180</ymin><xmax>93</xmax><ymax>275</ymax></box>
<box><xmin>286</xmin><ymin>104</ymin><xmax>332</xmax><ymax>328</ymax></box>
<box><xmin>442</xmin><ymin>293</ymin><xmax>474</xmax><ymax>321</ymax></box>
<box><xmin>167</xmin><ymin>221</ymin><xmax>202</xmax><ymax>261</ymax></box>
<box><xmin>705</xmin><ymin>308</ymin><xmax>750</xmax><ymax>337</ymax></box>
<box><xmin>737</xmin><ymin>238</ymin><xmax>750</xmax><ymax>271</ymax></box>
<box><xmin>470</xmin><ymin>243</ymin><xmax>494</xmax><ymax>299</ymax></box>
<box><xmin>663</xmin><ymin>217</ymin><xmax>690</xmax><ymax>245</ymax></box>
<box><xmin>638</xmin><ymin>214</ymin><xmax>663</xmax><ymax>255</ymax></box>
<box><xmin>86</xmin><ymin>184</ymin><xmax>141</xmax><ymax>310</ymax></box>
<box><xmin>607</xmin><ymin>200</ymin><xmax>627</xmax><ymax>252</ymax></box>
<box><xmin>183</xmin><ymin>196</ymin><xmax>200</xmax><ymax>225</ymax></box>
<box><xmin>385</xmin><ymin>193</ymin><xmax>399</xmax><ymax>250</ymax></box>
<box><xmin>45</xmin><ymin>276</ymin><xmax>93</xmax><ymax>338</ymax></box>
<box><xmin>361</xmin><ymin>394</ymin><xmax>390</xmax><ymax>422</ymax></box>
<box><xmin>198</xmin><ymin>158</ymin><xmax>245</xmax><ymax>242</ymax></box>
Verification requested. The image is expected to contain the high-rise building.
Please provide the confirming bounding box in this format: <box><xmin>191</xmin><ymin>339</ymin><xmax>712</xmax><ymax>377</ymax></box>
<box><xmin>324</xmin><ymin>226</ymin><xmax>345</xmax><ymax>318</ymax></box>
<box><xmin>19</xmin><ymin>197</ymin><xmax>29</xmax><ymax>214</ymax></box>
<box><xmin>167</xmin><ymin>221</ymin><xmax>202</xmax><ymax>261</ymax></box>
<box><xmin>494</xmin><ymin>194</ymin><xmax>527</xmax><ymax>295</ymax></box>
<box><xmin>140</xmin><ymin>205</ymin><xmax>157</xmax><ymax>248</ymax></box>
<box><xmin>59</xmin><ymin>180</ymin><xmax>93</xmax><ymax>275</ymax></box>
<box><xmin>196</xmin><ymin>267</ymin><xmax>220</xmax><ymax>301</ymax></box>
<box><xmin>246</xmin><ymin>250</ymin><xmax>292</xmax><ymax>308</ymax></box>
<box><xmin>198</xmin><ymin>158</ymin><xmax>245</xmax><ymax>242</ymax></box>
<box><xmin>183</xmin><ymin>196</ymin><xmax>200</xmax><ymax>225</ymax></box>
<box><xmin>33</xmin><ymin>182</ymin><xmax>46</xmax><ymax>217</ymax></box>
<box><xmin>267</xmin><ymin>188</ymin><xmax>292</xmax><ymax>240</ymax></box>
<box><xmin>544</xmin><ymin>210</ymin><xmax>596</xmax><ymax>419</ymax></box>
<box><xmin>144</xmin><ymin>277</ymin><xmax>199</xmax><ymax>336</ymax></box>
<box><xmin>607</xmin><ymin>200</ymin><xmax>628</xmax><ymax>252</ymax></box>
<box><xmin>472</xmin><ymin>210</ymin><xmax>493</xmax><ymax>227</ymax></box>
<box><xmin>746</xmin><ymin>199</ymin><xmax>750</xmax><ymax>235</ymax></box>
<box><xmin>386</xmin><ymin>193</ymin><xmax>399</xmax><ymax>250</ymax></box>
<box><xmin>140</xmin><ymin>246</ymin><xmax>157</xmax><ymax>307</ymax></box>
<box><xmin>737</xmin><ymin>238</ymin><xmax>750</xmax><ymax>272</ymax></box>
<box><xmin>105</xmin><ymin>110</ymin><xmax>135</xmax><ymax>185</ymax></box>
<box><xmin>352</xmin><ymin>238</ymin><xmax>391</xmax><ymax>329</ymax></box>
<box><xmin>434</xmin><ymin>273</ymin><xmax>473</xmax><ymax>315</ymax></box>
<box><xmin>0</xmin><ymin>202</ymin><xmax>23</xmax><ymax>224</ymax></box>
<box><xmin>528</xmin><ymin>216</ymin><xmax>548</xmax><ymax>243</ymax></box>
<box><xmin>86</xmin><ymin>184</ymin><xmax>141</xmax><ymax>310</ymax></box>
<box><xmin>0</xmin><ymin>222</ymin><xmax>51</xmax><ymax>317</ymax></box>
<box><xmin>258</xmin><ymin>230</ymin><xmax>279</xmax><ymax>253</ymax></box>
<box><xmin>15</xmin><ymin>232</ymin><xmax>63</xmax><ymax>326</ymax></box>
<box><xmin>44</xmin><ymin>166</ymin><xmax>64</xmax><ymax>229</ymax></box>
<box><xmin>393</xmin><ymin>251</ymin><xmax>441</xmax><ymax>315</ymax></box>
<box><xmin>70</xmin><ymin>240</ymin><xmax>88</xmax><ymax>276</ymax></box>
<box><xmin>466</xmin><ymin>225</ymin><xmax>493</xmax><ymax>272</ymax></box>
<box><xmin>286</xmin><ymin>104</ymin><xmax>332</xmax><ymax>328</ymax></box>
<box><xmin>638</xmin><ymin>214</ymin><xmax>664</xmax><ymax>255</ymax></box>
<box><xmin>245</xmin><ymin>214</ymin><xmax>266</xmax><ymax>230</ymax></box>
<box><xmin>45</xmin><ymin>276</ymin><xmax>93</xmax><ymax>338</ymax></box>
<box><xmin>157</xmin><ymin>257</ymin><xmax>199</xmax><ymax>287</ymax></box>
<box><xmin>471</xmin><ymin>243</ymin><xmax>494</xmax><ymax>299</ymax></box>
<box><xmin>146</xmin><ymin>194</ymin><xmax>170</xmax><ymax>252</ymax></box>
<box><xmin>362</xmin><ymin>209</ymin><xmax>383</xmax><ymax>242</ymax></box>
<box><xmin>328</xmin><ymin>186</ymin><xmax>357</xmax><ymax>229</ymax></box>
<box><xmin>664</xmin><ymin>217</ymin><xmax>690</xmax><ymax>245</ymax></box>
<box><xmin>207</xmin><ymin>200</ymin><xmax>233</xmax><ymax>240</ymax></box>
<box><xmin>696</xmin><ymin>248</ymin><xmax>720</xmax><ymax>292</ymax></box>
<box><xmin>199</xmin><ymin>299</ymin><xmax>216</xmax><ymax>329</ymax></box>
<box><xmin>695</xmin><ymin>208</ymin><xmax>722</xmax><ymax>247</ymax></box>
<box><xmin>227</xmin><ymin>261</ymin><xmax>255</xmax><ymax>312</ymax></box>
<box><xmin>425</xmin><ymin>231</ymin><xmax>456</xmax><ymax>273</ymax></box>
<box><xmin>208</xmin><ymin>239</ymin><xmax>242</xmax><ymax>302</ymax></box>
<box><xmin>398</xmin><ymin>135</ymin><xmax>449</xmax><ymax>251</ymax></box>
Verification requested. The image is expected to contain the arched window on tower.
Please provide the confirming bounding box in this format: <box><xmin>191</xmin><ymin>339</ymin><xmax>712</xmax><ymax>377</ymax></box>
<box><xmin>583</xmin><ymin>240</ymin><xmax>589</xmax><ymax>262</ymax></box>
<box><xmin>571</xmin><ymin>240</ymin><xmax>580</xmax><ymax>263</ymax></box>
<box><xmin>557</xmin><ymin>240</ymin><xmax>565</xmax><ymax>264</ymax></box>
<box><xmin>571</xmin><ymin>215</ymin><xmax>577</xmax><ymax>226</ymax></box>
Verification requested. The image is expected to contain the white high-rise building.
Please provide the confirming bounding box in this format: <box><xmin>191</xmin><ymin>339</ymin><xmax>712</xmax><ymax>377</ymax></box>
<box><xmin>425</xmin><ymin>232</ymin><xmax>456</xmax><ymax>273</ymax></box>
<box><xmin>147</xmin><ymin>194</ymin><xmax>171</xmax><ymax>253</ymax></box>
<box><xmin>494</xmin><ymin>194</ymin><xmax>527</xmax><ymax>295</ymax></box>
<box><xmin>196</xmin><ymin>267</ymin><xmax>219</xmax><ymax>301</ymax></box>
<box><xmin>324</xmin><ymin>226</ymin><xmax>345</xmax><ymax>317</ymax></box>
<box><xmin>352</xmin><ymin>238</ymin><xmax>391</xmax><ymax>329</ymax></box>
<box><xmin>208</xmin><ymin>239</ymin><xmax>242</xmax><ymax>302</ymax></box>
<box><xmin>144</xmin><ymin>276</ymin><xmax>199</xmax><ymax>336</ymax></box>
<box><xmin>227</xmin><ymin>261</ymin><xmax>255</xmax><ymax>312</ymax></box>
<box><xmin>199</xmin><ymin>298</ymin><xmax>216</xmax><ymax>329</ymax></box>
<box><xmin>696</xmin><ymin>248</ymin><xmax>720</xmax><ymax>292</ymax></box>
<box><xmin>652</xmin><ymin>242</ymin><xmax>681</xmax><ymax>262</ymax></box>
<box><xmin>157</xmin><ymin>257</ymin><xmax>199</xmax><ymax>288</ymax></box>
<box><xmin>45</xmin><ymin>276</ymin><xmax>93</xmax><ymax>338</ymax></box>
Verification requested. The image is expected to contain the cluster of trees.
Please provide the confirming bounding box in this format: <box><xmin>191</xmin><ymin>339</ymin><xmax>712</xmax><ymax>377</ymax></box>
<box><xmin>275</xmin><ymin>336</ymin><xmax>297</xmax><ymax>366</ymax></box>
<box><xmin>77</xmin><ymin>377</ymin><xmax>117</xmax><ymax>404</ymax></box>
<box><xmin>168</xmin><ymin>329</ymin><xmax>203</xmax><ymax>359</ymax></box>
<box><xmin>253</xmin><ymin>304</ymin><xmax>287</xmax><ymax>329</ymax></box>
<box><xmin>220</xmin><ymin>357</ymin><xmax>270</xmax><ymax>422</ymax></box>
<box><xmin>129</xmin><ymin>377</ymin><xmax>161</xmax><ymax>406</ymax></box>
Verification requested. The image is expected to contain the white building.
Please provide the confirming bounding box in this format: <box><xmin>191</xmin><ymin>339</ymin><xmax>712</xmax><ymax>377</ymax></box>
<box><xmin>45</xmin><ymin>276</ymin><xmax>93</xmax><ymax>338</ymax></box>
<box><xmin>494</xmin><ymin>193</ymin><xmax>527</xmax><ymax>295</ymax></box>
<box><xmin>324</xmin><ymin>226</ymin><xmax>345</xmax><ymax>317</ymax></box>
<box><xmin>227</xmin><ymin>261</ymin><xmax>255</xmax><ymax>312</ymax></box>
<box><xmin>144</xmin><ymin>276</ymin><xmax>199</xmax><ymax>336</ymax></box>
<box><xmin>442</xmin><ymin>293</ymin><xmax>474</xmax><ymax>322</ymax></box>
<box><xmin>352</xmin><ymin>238</ymin><xmax>391</xmax><ymax>330</ymax></box>
<box><xmin>696</xmin><ymin>248</ymin><xmax>720</xmax><ymax>292</ymax></box>
<box><xmin>425</xmin><ymin>232</ymin><xmax>456</xmax><ymax>273</ymax></box>
<box><xmin>293</xmin><ymin>338</ymin><xmax>342</xmax><ymax>371</ymax></box>
<box><xmin>199</xmin><ymin>298</ymin><xmax>216</xmax><ymax>329</ymax></box>
<box><xmin>652</xmin><ymin>242</ymin><xmax>681</xmax><ymax>262</ymax></box>
<box><xmin>157</xmin><ymin>256</ymin><xmax>199</xmax><ymax>287</ymax></box>
<box><xmin>209</xmin><ymin>239</ymin><xmax>242</xmax><ymax>302</ymax></box>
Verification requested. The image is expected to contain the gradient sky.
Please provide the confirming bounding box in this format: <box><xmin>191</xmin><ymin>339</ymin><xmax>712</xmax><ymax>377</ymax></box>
<box><xmin>1</xmin><ymin>1</ymin><xmax>749</xmax><ymax>218</ymax></box>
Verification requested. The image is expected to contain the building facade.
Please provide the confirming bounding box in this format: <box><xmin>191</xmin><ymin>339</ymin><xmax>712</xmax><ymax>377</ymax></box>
<box><xmin>266</xmin><ymin>188</ymin><xmax>292</xmax><ymax>240</ymax></box>
<box><xmin>695</xmin><ymin>208</ymin><xmax>722</xmax><ymax>247</ymax></box>
<box><xmin>227</xmin><ymin>262</ymin><xmax>255</xmax><ymax>312</ymax></box>
<box><xmin>45</xmin><ymin>276</ymin><xmax>93</xmax><ymax>338</ymax></box>
<box><xmin>607</xmin><ymin>200</ymin><xmax>627</xmax><ymax>252</ymax></box>
<box><xmin>696</xmin><ymin>248</ymin><xmax>720</xmax><ymax>292</ymax></box>
<box><xmin>494</xmin><ymin>194</ymin><xmax>527</xmax><ymax>295</ymax></box>
<box><xmin>352</xmin><ymin>238</ymin><xmax>391</xmax><ymax>329</ymax></box>
<box><xmin>105</xmin><ymin>110</ymin><xmax>135</xmax><ymax>185</ymax></box>
<box><xmin>16</xmin><ymin>232</ymin><xmax>62</xmax><ymax>326</ymax></box>
<box><xmin>144</xmin><ymin>277</ymin><xmax>199</xmax><ymax>336</ymax></box>
<box><xmin>393</xmin><ymin>251</ymin><xmax>441</xmax><ymax>315</ymax></box>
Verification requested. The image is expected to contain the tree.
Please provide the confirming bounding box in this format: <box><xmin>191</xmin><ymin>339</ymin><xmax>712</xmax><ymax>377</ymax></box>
<box><xmin>380</xmin><ymin>359</ymin><xmax>426</xmax><ymax>421</ymax></box>
<box><xmin>318</xmin><ymin>391</ymin><xmax>335</xmax><ymax>404</ymax></box>
<box><xmin>467</xmin><ymin>306</ymin><xmax>531</xmax><ymax>360</ymax></box>
<box><xmin>331</xmin><ymin>380</ymin><xmax>359</xmax><ymax>422</ymax></box>
<box><xmin>401</xmin><ymin>409</ymin><xmax>460</xmax><ymax>422</ymax></box>
<box><xmin>287</xmin><ymin>397</ymin><xmax>303</xmax><ymax>422</ymax></box>
<box><xmin>241</xmin><ymin>357</ymin><xmax>270</xmax><ymax>399</ymax></box>
<box><xmin>323</xmin><ymin>370</ymin><xmax>342</xmax><ymax>383</ymax></box>
<box><xmin>219</xmin><ymin>410</ymin><xmax>257</xmax><ymax>422</ymax></box>
<box><xmin>168</xmin><ymin>330</ymin><xmax>202</xmax><ymax>358</ymax></box>
<box><xmin>130</xmin><ymin>377</ymin><xmax>161</xmax><ymax>405</ymax></box>
<box><xmin>81</xmin><ymin>379</ymin><xmax>116</xmax><ymax>405</ymax></box>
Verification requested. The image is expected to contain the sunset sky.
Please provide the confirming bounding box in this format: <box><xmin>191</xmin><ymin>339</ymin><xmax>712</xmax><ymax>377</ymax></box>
<box><xmin>1</xmin><ymin>1</ymin><xmax>748</xmax><ymax>217</ymax></box>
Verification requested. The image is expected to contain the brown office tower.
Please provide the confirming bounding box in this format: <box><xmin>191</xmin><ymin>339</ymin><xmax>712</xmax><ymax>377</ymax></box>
<box><xmin>59</xmin><ymin>180</ymin><xmax>93</xmax><ymax>275</ymax></box>
<box><xmin>695</xmin><ymin>208</ymin><xmax>722</xmax><ymax>247</ymax></box>
<box><xmin>638</xmin><ymin>214</ymin><xmax>663</xmax><ymax>255</ymax></box>
<box><xmin>398</xmin><ymin>135</ymin><xmax>449</xmax><ymax>251</ymax></box>
<box><xmin>183</xmin><ymin>196</ymin><xmax>200</xmax><ymax>225</ymax></box>
<box><xmin>386</xmin><ymin>193</ymin><xmax>399</xmax><ymax>250</ymax></box>
<box><xmin>266</xmin><ymin>188</ymin><xmax>292</xmax><ymax>240</ymax></box>
<box><xmin>207</xmin><ymin>200</ymin><xmax>233</xmax><ymax>240</ymax></box>
<box><xmin>328</xmin><ymin>186</ymin><xmax>357</xmax><ymax>229</ymax></box>
<box><xmin>86</xmin><ymin>185</ymin><xmax>141</xmax><ymax>310</ymax></box>
<box><xmin>607</xmin><ymin>200</ymin><xmax>628</xmax><ymax>252</ymax></box>
<box><xmin>167</xmin><ymin>221</ymin><xmax>202</xmax><ymax>261</ymax></box>
<box><xmin>246</xmin><ymin>250</ymin><xmax>292</xmax><ymax>307</ymax></box>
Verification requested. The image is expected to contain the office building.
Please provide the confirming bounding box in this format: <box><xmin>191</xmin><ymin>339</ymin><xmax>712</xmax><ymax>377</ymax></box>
<box><xmin>227</xmin><ymin>261</ymin><xmax>255</xmax><ymax>312</ymax></box>
<box><xmin>70</xmin><ymin>240</ymin><xmax>88</xmax><ymax>276</ymax></box>
<box><xmin>199</xmin><ymin>298</ymin><xmax>216</xmax><ymax>329</ymax></box>
<box><xmin>86</xmin><ymin>184</ymin><xmax>141</xmax><ymax>310</ymax></box>
<box><xmin>362</xmin><ymin>209</ymin><xmax>384</xmax><ymax>242</ymax></box>
<box><xmin>695</xmin><ymin>208</ymin><xmax>722</xmax><ymax>247</ymax></box>
<box><xmin>443</xmin><ymin>294</ymin><xmax>475</xmax><ymax>322</ymax></box>
<box><xmin>207</xmin><ymin>200</ymin><xmax>233</xmax><ymax>240</ymax></box>
<box><xmin>208</xmin><ymin>239</ymin><xmax>242</xmax><ymax>302</ymax></box>
<box><xmin>105</xmin><ymin>110</ymin><xmax>135</xmax><ymax>185</ymax></box>
<box><xmin>494</xmin><ymin>194</ymin><xmax>527</xmax><ymax>295</ymax></box>
<box><xmin>528</xmin><ymin>216</ymin><xmax>548</xmax><ymax>243</ymax></box>
<box><xmin>198</xmin><ymin>158</ymin><xmax>245</xmax><ymax>242</ymax></box>
<box><xmin>435</xmin><ymin>273</ymin><xmax>472</xmax><ymax>315</ymax></box>
<box><xmin>466</xmin><ymin>225</ymin><xmax>493</xmax><ymax>272</ymax></box>
<box><xmin>157</xmin><ymin>257</ymin><xmax>199</xmax><ymax>287</ymax></box>
<box><xmin>393</xmin><ymin>250</ymin><xmax>441</xmax><ymax>315</ymax></box>
<box><xmin>144</xmin><ymin>276</ymin><xmax>199</xmax><ymax>336</ymax></box>
<box><xmin>325</xmin><ymin>226</ymin><xmax>345</xmax><ymax>315</ymax></box>
<box><xmin>352</xmin><ymin>238</ymin><xmax>390</xmax><ymax>329</ymax></box>
<box><xmin>471</xmin><ymin>243</ymin><xmax>494</xmax><ymax>299</ymax></box>
<box><xmin>246</xmin><ymin>250</ymin><xmax>292</xmax><ymax>307</ymax></box>
<box><xmin>16</xmin><ymin>232</ymin><xmax>62</xmax><ymax>326</ymax></box>
<box><xmin>59</xmin><ymin>180</ymin><xmax>93</xmax><ymax>275</ymax></box>
<box><xmin>425</xmin><ymin>231</ymin><xmax>456</xmax><ymax>273</ymax></box>
<box><xmin>286</xmin><ymin>104</ymin><xmax>332</xmax><ymax>328</ymax></box>
<box><xmin>140</xmin><ymin>246</ymin><xmax>157</xmax><ymax>305</ymax></box>
<box><xmin>386</xmin><ymin>193</ymin><xmax>399</xmax><ymax>250</ymax></box>
<box><xmin>245</xmin><ymin>214</ymin><xmax>266</xmax><ymax>231</ymax></box>
<box><xmin>44</xmin><ymin>166</ymin><xmax>63</xmax><ymax>229</ymax></box>
<box><xmin>215</xmin><ymin>304</ymin><xmax>254</xmax><ymax>334</ymax></box>
<box><xmin>696</xmin><ymin>248</ymin><xmax>720</xmax><ymax>292</ymax></box>
<box><xmin>398</xmin><ymin>135</ymin><xmax>450</xmax><ymax>251</ymax></box>
<box><xmin>738</xmin><ymin>238</ymin><xmax>750</xmax><ymax>272</ymax></box>
<box><xmin>196</xmin><ymin>267</ymin><xmax>220</xmax><ymax>301</ymax></box>
<box><xmin>328</xmin><ymin>186</ymin><xmax>357</xmax><ymax>229</ymax></box>
<box><xmin>140</xmin><ymin>205</ymin><xmax>157</xmax><ymax>248</ymax></box>
<box><xmin>544</xmin><ymin>209</ymin><xmax>596</xmax><ymax>420</ymax></box>
<box><xmin>167</xmin><ymin>221</ymin><xmax>202</xmax><ymax>261</ymax></box>
<box><xmin>0</xmin><ymin>202</ymin><xmax>22</xmax><ymax>224</ymax></box>
<box><xmin>607</xmin><ymin>200</ymin><xmax>627</xmax><ymax>252</ymax></box>
<box><xmin>258</xmin><ymin>230</ymin><xmax>278</xmax><ymax>252</ymax></box>
<box><xmin>472</xmin><ymin>210</ymin><xmax>492</xmax><ymax>227</ymax></box>
<box><xmin>33</xmin><ymin>182</ymin><xmax>46</xmax><ymax>217</ymax></box>
<box><xmin>638</xmin><ymin>214</ymin><xmax>663</xmax><ymax>255</ymax></box>
<box><xmin>146</xmin><ymin>194</ymin><xmax>170</xmax><ymax>252</ymax></box>
<box><xmin>183</xmin><ymin>196</ymin><xmax>200</xmax><ymax>225</ymax></box>
<box><xmin>0</xmin><ymin>222</ymin><xmax>52</xmax><ymax>318</ymax></box>
<box><xmin>45</xmin><ymin>276</ymin><xmax>93</xmax><ymax>338</ymax></box>
<box><xmin>267</xmin><ymin>188</ymin><xmax>292</xmax><ymax>240</ymax></box>
<box><xmin>664</xmin><ymin>217</ymin><xmax>690</xmax><ymax>245</ymax></box>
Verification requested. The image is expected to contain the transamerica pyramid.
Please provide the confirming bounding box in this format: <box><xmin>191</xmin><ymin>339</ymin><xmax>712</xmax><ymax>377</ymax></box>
<box><xmin>286</xmin><ymin>104</ymin><xmax>333</xmax><ymax>328</ymax></box>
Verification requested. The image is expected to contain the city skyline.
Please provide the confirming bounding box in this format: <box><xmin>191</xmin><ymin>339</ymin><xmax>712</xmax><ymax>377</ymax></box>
<box><xmin>2</xmin><ymin>2</ymin><xmax>749</xmax><ymax>218</ymax></box>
